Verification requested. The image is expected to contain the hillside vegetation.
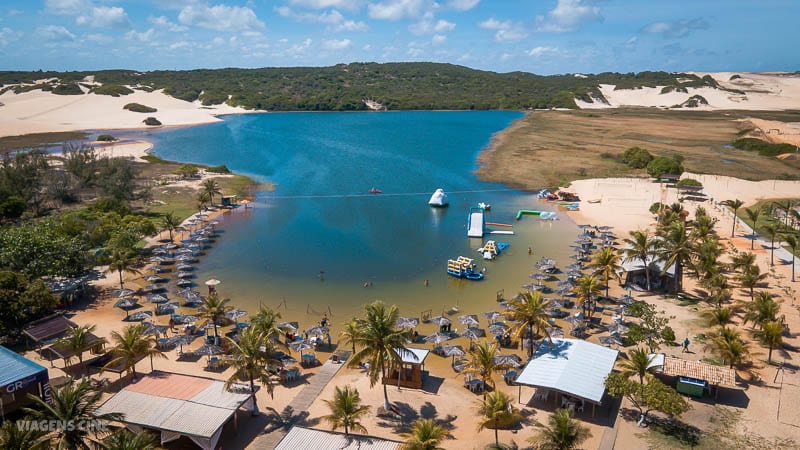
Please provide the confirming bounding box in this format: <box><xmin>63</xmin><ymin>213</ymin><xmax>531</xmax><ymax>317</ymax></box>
<box><xmin>0</xmin><ymin>63</ymin><xmax>722</xmax><ymax>111</ymax></box>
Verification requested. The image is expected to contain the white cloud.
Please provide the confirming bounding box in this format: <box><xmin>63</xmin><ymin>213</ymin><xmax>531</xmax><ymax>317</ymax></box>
<box><xmin>333</xmin><ymin>20</ymin><xmax>369</xmax><ymax>31</ymax></box>
<box><xmin>0</xmin><ymin>27</ymin><xmax>21</xmax><ymax>47</ymax></box>
<box><xmin>286</xmin><ymin>37</ymin><xmax>313</xmax><ymax>56</ymax></box>
<box><xmin>641</xmin><ymin>18</ymin><xmax>709</xmax><ymax>38</ymax></box>
<box><xmin>478</xmin><ymin>18</ymin><xmax>527</xmax><ymax>42</ymax></box>
<box><xmin>85</xmin><ymin>33</ymin><xmax>112</xmax><ymax>43</ymax></box>
<box><xmin>446</xmin><ymin>0</ymin><xmax>479</xmax><ymax>11</ymax></box>
<box><xmin>322</xmin><ymin>38</ymin><xmax>352</xmax><ymax>50</ymax></box>
<box><xmin>527</xmin><ymin>46</ymin><xmax>558</xmax><ymax>58</ymax></box>
<box><xmin>407</xmin><ymin>47</ymin><xmax>423</xmax><ymax>57</ymax></box>
<box><xmin>179</xmin><ymin>4</ymin><xmax>265</xmax><ymax>32</ymax></box>
<box><xmin>76</xmin><ymin>6</ymin><xmax>130</xmax><ymax>29</ymax></box>
<box><xmin>410</xmin><ymin>12</ymin><xmax>455</xmax><ymax>35</ymax></box>
<box><xmin>535</xmin><ymin>0</ymin><xmax>603</xmax><ymax>33</ymax></box>
<box><xmin>45</xmin><ymin>0</ymin><xmax>89</xmax><ymax>16</ymax></box>
<box><xmin>169</xmin><ymin>41</ymin><xmax>191</xmax><ymax>50</ymax></box>
<box><xmin>362</xmin><ymin>43</ymin><xmax>372</xmax><ymax>50</ymax></box>
<box><xmin>500</xmin><ymin>52</ymin><xmax>512</xmax><ymax>61</ymax></box>
<box><xmin>125</xmin><ymin>28</ymin><xmax>155</xmax><ymax>42</ymax></box>
<box><xmin>290</xmin><ymin>0</ymin><xmax>364</xmax><ymax>11</ymax></box>
<box><xmin>37</xmin><ymin>24</ymin><xmax>76</xmax><ymax>42</ymax></box>
<box><xmin>276</xmin><ymin>6</ymin><xmax>368</xmax><ymax>32</ymax></box>
<box><xmin>368</xmin><ymin>0</ymin><xmax>423</xmax><ymax>21</ymax></box>
<box><xmin>148</xmin><ymin>15</ymin><xmax>188</xmax><ymax>32</ymax></box>
<box><xmin>431</xmin><ymin>34</ymin><xmax>446</xmax><ymax>46</ymax></box>
<box><xmin>212</xmin><ymin>36</ymin><xmax>225</xmax><ymax>45</ymax></box>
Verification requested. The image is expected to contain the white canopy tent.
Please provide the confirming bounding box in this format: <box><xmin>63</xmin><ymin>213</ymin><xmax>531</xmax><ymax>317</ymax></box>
<box><xmin>514</xmin><ymin>339</ymin><xmax>619</xmax><ymax>414</ymax></box>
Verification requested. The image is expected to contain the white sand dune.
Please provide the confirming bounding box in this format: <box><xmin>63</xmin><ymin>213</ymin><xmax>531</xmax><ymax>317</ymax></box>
<box><xmin>576</xmin><ymin>72</ymin><xmax>800</xmax><ymax>111</ymax></box>
<box><xmin>0</xmin><ymin>87</ymin><xmax>256</xmax><ymax>138</ymax></box>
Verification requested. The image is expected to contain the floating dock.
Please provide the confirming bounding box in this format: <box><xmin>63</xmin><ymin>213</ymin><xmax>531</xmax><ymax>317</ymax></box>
<box><xmin>515</xmin><ymin>210</ymin><xmax>557</xmax><ymax>221</ymax></box>
<box><xmin>467</xmin><ymin>207</ymin><xmax>485</xmax><ymax>238</ymax></box>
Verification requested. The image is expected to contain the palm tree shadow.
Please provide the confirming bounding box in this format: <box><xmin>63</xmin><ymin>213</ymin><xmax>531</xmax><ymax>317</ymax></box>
<box><xmin>376</xmin><ymin>401</ymin><xmax>458</xmax><ymax>435</ymax></box>
<box><xmin>262</xmin><ymin>405</ymin><xmax>320</xmax><ymax>433</ymax></box>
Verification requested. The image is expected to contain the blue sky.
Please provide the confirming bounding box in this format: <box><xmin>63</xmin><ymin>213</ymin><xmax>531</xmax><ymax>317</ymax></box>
<box><xmin>1</xmin><ymin>0</ymin><xmax>796</xmax><ymax>74</ymax></box>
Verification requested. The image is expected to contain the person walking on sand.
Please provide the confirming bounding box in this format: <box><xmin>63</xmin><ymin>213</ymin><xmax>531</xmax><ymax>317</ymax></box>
<box><xmin>682</xmin><ymin>336</ymin><xmax>690</xmax><ymax>353</ymax></box>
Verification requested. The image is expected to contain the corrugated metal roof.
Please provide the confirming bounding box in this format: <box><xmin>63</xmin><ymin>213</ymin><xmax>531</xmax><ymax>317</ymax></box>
<box><xmin>275</xmin><ymin>426</ymin><xmax>402</xmax><ymax>450</ymax></box>
<box><xmin>0</xmin><ymin>345</ymin><xmax>47</xmax><ymax>390</ymax></box>
<box><xmin>514</xmin><ymin>338</ymin><xmax>619</xmax><ymax>405</ymax></box>
<box><xmin>94</xmin><ymin>372</ymin><xmax>252</xmax><ymax>439</ymax></box>
<box><xmin>661</xmin><ymin>356</ymin><xmax>736</xmax><ymax>387</ymax></box>
<box><xmin>394</xmin><ymin>347</ymin><xmax>429</xmax><ymax>365</ymax></box>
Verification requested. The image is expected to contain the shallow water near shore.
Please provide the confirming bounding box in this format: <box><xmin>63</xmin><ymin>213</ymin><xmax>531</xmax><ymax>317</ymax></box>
<box><xmin>144</xmin><ymin>111</ymin><xmax>579</xmax><ymax>329</ymax></box>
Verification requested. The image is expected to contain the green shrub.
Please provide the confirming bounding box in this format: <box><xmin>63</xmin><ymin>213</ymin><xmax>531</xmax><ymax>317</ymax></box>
<box><xmin>733</xmin><ymin>138</ymin><xmax>796</xmax><ymax>156</ymax></box>
<box><xmin>661</xmin><ymin>326</ymin><xmax>676</xmax><ymax>344</ymax></box>
<box><xmin>675</xmin><ymin>178</ymin><xmax>702</xmax><ymax>188</ymax></box>
<box><xmin>621</xmin><ymin>147</ymin><xmax>654</xmax><ymax>169</ymax></box>
<box><xmin>174</xmin><ymin>164</ymin><xmax>198</xmax><ymax>178</ymax></box>
<box><xmin>52</xmin><ymin>83</ymin><xmax>84</xmax><ymax>95</ymax></box>
<box><xmin>140</xmin><ymin>154</ymin><xmax>169</xmax><ymax>164</ymax></box>
<box><xmin>646</xmin><ymin>156</ymin><xmax>684</xmax><ymax>178</ymax></box>
<box><xmin>649</xmin><ymin>202</ymin><xmax>666</xmax><ymax>215</ymax></box>
<box><xmin>97</xmin><ymin>134</ymin><xmax>117</xmax><ymax>142</ymax></box>
<box><xmin>143</xmin><ymin>117</ymin><xmax>162</xmax><ymax>126</ymax></box>
<box><xmin>124</xmin><ymin>103</ymin><xmax>158</xmax><ymax>113</ymax></box>
<box><xmin>206</xmin><ymin>165</ymin><xmax>231</xmax><ymax>174</ymax></box>
<box><xmin>92</xmin><ymin>84</ymin><xmax>133</xmax><ymax>97</ymax></box>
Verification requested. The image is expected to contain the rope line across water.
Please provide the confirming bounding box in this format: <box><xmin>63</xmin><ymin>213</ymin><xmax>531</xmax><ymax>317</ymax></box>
<box><xmin>261</xmin><ymin>188</ymin><xmax>514</xmax><ymax>200</ymax></box>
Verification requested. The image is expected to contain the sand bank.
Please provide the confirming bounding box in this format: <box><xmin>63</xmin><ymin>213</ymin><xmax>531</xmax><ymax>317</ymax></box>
<box><xmin>0</xmin><ymin>88</ymin><xmax>257</xmax><ymax>138</ymax></box>
<box><xmin>90</xmin><ymin>139</ymin><xmax>153</xmax><ymax>162</ymax></box>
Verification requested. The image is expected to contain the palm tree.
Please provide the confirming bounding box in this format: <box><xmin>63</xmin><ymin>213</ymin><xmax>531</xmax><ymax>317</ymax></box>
<box><xmin>504</xmin><ymin>290</ymin><xmax>551</xmax><ymax>357</ymax></box>
<box><xmin>199</xmin><ymin>291</ymin><xmax>230</xmax><ymax>340</ymax></box>
<box><xmin>104</xmin><ymin>323</ymin><xmax>166</xmax><ymax>380</ymax></box>
<box><xmin>339</xmin><ymin>317</ymin><xmax>360</xmax><ymax>355</ymax></box>
<box><xmin>705</xmin><ymin>327</ymin><xmax>751</xmax><ymax>369</ymax></box>
<box><xmin>402</xmin><ymin>418</ymin><xmax>450</xmax><ymax>450</ymax></box>
<box><xmin>730</xmin><ymin>252</ymin><xmax>756</xmax><ymax>273</ymax></box>
<box><xmin>785</xmin><ymin>234</ymin><xmax>797</xmax><ymax>282</ymax></box>
<box><xmin>587</xmin><ymin>246</ymin><xmax>622</xmax><ymax>298</ymax></box>
<box><xmin>737</xmin><ymin>264</ymin><xmax>767</xmax><ymax>301</ymax></box>
<box><xmin>702</xmin><ymin>307</ymin><xmax>733</xmax><ymax>328</ymax></box>
<box><xmin>744</xmin><ymin>208</ymin><xmax>762</xmax><ymax>250</ymax></box>
<box><xmin>772</xmin><ymin>200</ymin><xmax>795</xmax><ymax>229</ymax></box>
<box><xmin>620</xmin><ymin>347</ymin><xmax>656</xmax><ymax>384</ymax></box>
<box><xmin>322</xmin><ymin>385</ymin><xmax>370</xmax><ymax>435</ymax></box>
<box><xmin>23</xmin><ymin>379</ymin><xmax>121</xmax><ymax>449</ymax></box>
<box><xmin>347</xmin><ymin>301</ymin><xmax>412</xmax><ymax>411</ymax></box>
<box><xmin>743</xmin><ymin>291</ymin><xmax>781</xmax><ymax>329</ymax></box>
<box><xmin>58</xmin><ymin>324</ymin><xmax>105</xmax><ymax>368</ymax></box>
<box><xmin>465</xmin><ymin>340</ymin><xmax>503</xmax><ymax>393</ymax></box>
<box><xmin>0</xmin><ymin>420</ymin><xmax>47</xmax><ymax>450</ymax></box>
<box><xmin>762</xmin><ymin>221</ymin><xmax>779</xmax><ymax>266</ymax></box>
<box><xmin>105</xmin><ymin>249</ymin><xmax>140</xmax><ymax>290</ymax></box>
<box><xmin>754</xmin><ymin>321</ymin><xmax>783</xmax><ymax>364</ymax></box>
<box><xmin>197</xmin><ymin>191</ymin><xmax>210</xmax><ymax>213</ymax></box>
<box><xmin>528</xmin><ymin>408</ymin><xmax>591</xmax><ymax>450</ymax></box>
<box><xmin>102</xmin><ymin>429</ymin><xmax>162</xmax><ymax>450</ymax></box>
<box><xmin>574</xmin><ymin>275</ymin><xmax>602</xmax><ymax>320</ymax></box>
<box><xmin>692</xmin><ymin>237</ymin><xmax>723</xmax><ymax>281</ymax></box>
<box><xmin>656</xmin><ymin>221</ymin><xmax>694</xmax><ymax>294</ymax></box>
<box><xmin>477</xmin><ymin>390</ymin><xmax>521</xmax><ymax>449</ymax></box>
<box><xmin>249</xmin><ymin>305</ymin><xmax>286</xmax><ymax>345</ymax></box>
<box><xmin>224</xmin><ymin>327</ymin><xmax>279</xmax><ymax>416</ymax></box>
<box><xmin>160</xmin><ymin>211</ymin><xmax>180</xmax><ymax>242</ymax></box>
<box><xmin>201</xmin><ymin>179</ymin><xmax>222</xmax><ymax>205</ymax></box>
<box><xmin>722</xmin><ymin>199</ymin><xmax>745</xmax><ymax>237</ymax></box>
<box><xmin>623</xmin><ymin>230</ymin><xmax>657</xmax><ymax>290</ymax></box>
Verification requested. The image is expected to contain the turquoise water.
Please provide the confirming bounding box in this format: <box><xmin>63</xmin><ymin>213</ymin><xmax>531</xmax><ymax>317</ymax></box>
<box><xmin>145</xmin><ymin>112</ymin><xmax>578</xmax><ymax>325</ymax></box>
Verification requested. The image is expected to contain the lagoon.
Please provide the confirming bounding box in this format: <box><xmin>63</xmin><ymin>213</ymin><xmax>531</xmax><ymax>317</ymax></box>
<box><xmin>145</xmin><ymin>111</ymin><xmax>578</xmax><ymax>326</ymax></box>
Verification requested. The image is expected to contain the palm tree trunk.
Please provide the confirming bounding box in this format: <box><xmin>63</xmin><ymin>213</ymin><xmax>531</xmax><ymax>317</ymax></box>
<box><xmin>494</xmin><ymin>418</ymin><xmax>499</xmax><ymax>447</ymax></box>
<box><xmin>731</xmin><ymin>209</ymin><xmax>737</xmax><ymax>237</ymax></box>
<box><xmin>644</xmin><ymin>260</ymin><xmax>652</xmax><ymax>290</ymax></box>
<box><xmin>528</xmin><ymin>324</ymin><xmax>534</xmax><ymax>357</ymax></box>
<box><xmin>118</xmin><ymin>270</ymin><xmax>124</xmax><ymax>290</ymax></box>
<box><xmin>250</xmin><ymin>377</ymin><xmax>259</xmax><ymax>415</ymax></box>
<box><xmin>381</xmin><ymin>361</ymin><xmax>391</xmax><ymax>410</ymax></box>
<box><xmin>768</xmin><ymin>345</ymin><xmax>773</xmax><ymax>364</ymax></box>
<box><xmin>770</xmin><ymin>235</ymin><xmax>775</xmax><ymax>266</ymax></box>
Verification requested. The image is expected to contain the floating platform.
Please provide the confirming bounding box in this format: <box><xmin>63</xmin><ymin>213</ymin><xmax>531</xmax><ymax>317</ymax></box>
<box><xmin>516</xmin><ymin>210</ymin><xmax>558</xmax><ymax>221</ymax></box>
<box><xmin>467</xmin><ymin>207</ymin><xmax>485</xmax><ymax>238</ymax></box>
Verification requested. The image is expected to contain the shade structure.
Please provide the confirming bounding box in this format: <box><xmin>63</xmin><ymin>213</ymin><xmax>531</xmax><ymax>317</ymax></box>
<box><xmin>148</xmin><ymin>256</ymin><xmax>166</xmax><ymax>264</ymax></box>
<box><xmin>577</xmin><ymin>224</ymin><xmax>592</xmax><ymax>229</ymax></box>
<box><xmin>126</xmin><ymin>311</ymin><xmax>152</xmax><ymax>322</ymax></box>
<box><xmin>458</xmin><ymin>314</ymin><xmax>479</xmax><ymax>326</ymax></box>
<box><xmin>546</xmin><ymin>327</ymin><xmax>565</xmax><ymax>339</ymax></box>
<box><xmin>141</xmin><ymin>323</ymin><xmax>169</xmax><ymax>336</ymax></box>
<box><xmin>177</xmin><ymin>289</ymin><xmax>200</xmax><ymax>299</ymax></box>
<box><xmin>163</xmin><ymin>243</ymin><xmax>179</xmax><ymax>250</ymax></box>
<box><xmin>497</xmin><ymin>301</ymin><xmax>512</xmax><ymax>309</ymax></box>
<box><xmin>275</xmin><ymin>426</ymin><xmax>401</xmax><ymax>450</ymax></box>
<box><xmin>514</xmin><ymin>338</ymin><xmax>619</xmax><ymax>405</ymax></box>
<box><xmin>144</xmin><ymin>284</ymin><xmax>163</xmax><ymax>292</ymax></box>
<box><xmin>489</xmin><ymin>323</ymin><xmax>509</xmax><ymax>335</ymax></box>
<box><xmin>494</xmin><ymin>353</ymin><xmax>523</xmax><ymax>368</ymax></box>
<box><xmin>177</xmin><ymin>271</ymin><xmax>194</xmax><ymax>279</ymax></box>
<box><xmin>430</xmin><ymin>316</ymin><xmax>451</xmax><ymax>326</ymax></box>
<box><xmin>166</xmin><ymin>334</ymin><xmax>196</xmax><ymax>349</ymax></box>
<box><xmin>483</xmin><ymin>311</ymin><xmax>502</xmax><ymax>321</ymax></box>
<box><xmin>176</xmin><ymin>255</ymin><xmax>195</xmax><ymax>262</ymax></box>
<box><xmin>289</xmin><ymin>340</ymin><xmax>314</xmax><ymax>353</ymax></box>
<box><xmin>114</xmin><ymin>298</ymin><xmax>138</xmax><ymax>309</ymax></box>
<box><xmin>460</xmin><ymin>328</ymin><xmax>483</xmax><ymax>340</ymax></box>
<box><xmin>599</xmin><ymin>334</ymin><xmax>625</xmax><ymax>347</ymax></box>
<box><xmin>152</xmin><ymin>247</ymin><xmax>167</xmax><ymax>255</ymax></box>
<box><xmin>176</xmin><ymin>279</ymin><xmax>192</xmax><ymax>287</ymax></box>
<box><xmin>113</xmin><ymin>288</ymin><xmax>136</xmax><ymax>298</ymax></box>
<box><xmin>147</xmin><ymin>294</ymin><xmax>169</xmax><ymax>304</ymax></box>
<box><xmin>205</xmin><ymin>279</ymin><xmax>222</xmax><ymax>287</ymax></box>
<box><xmin>176</xmin><ymin>315</ymin><xmax>198</xmax><ymax>324</ymax></box>
<box><xmin>424</xmin><ymin>332</ymin><xmax>452</xmax><ymax>345</ymax></box>
<box><xmin>195</xmin><ymin>344</ymin><xmax>224</xmax><ymax>356</ymax></box>
<box><xmin>144</xmin><ymin>275</ymin><xmax>167</xmax><ymax>283</ymax></box>
<box><xmin>177</xmin><ymin>264</ymin><xmax>193</xmax><ymax>271</ymax></box>
<box><xmin>440</xmin><ymin>344</ymin><xmax>466</xmax><ymax>357</ymax></box>
<box><xmin>277</xmin><ymin>322</ymin><xmax>298</xmax><ymax>332</ymax></box>
<box><xmin>396</xmin><ymin>317</ymin><xmax>420</xmax><ymax>329</ymax></box>
<box><xmin>176</xmin><ymin>248</ymin><xmax>194</xmax><ymax>254</ymax></box>
<box><xmin>598</xmin><ymin>225</ymin><xmax>613</xmax><ymax>231</ymax></box>
<box><xmin>225</xmin><ymin>309</ymin><xmax>248</xmax><ymax>321</ymax></box>
<box><xmin>304</xmin><ymin>325</ymin><xmax>328</xmax><ymax>336</ymax></box>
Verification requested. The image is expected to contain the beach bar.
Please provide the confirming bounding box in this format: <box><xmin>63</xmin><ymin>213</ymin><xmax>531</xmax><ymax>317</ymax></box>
<box><xmin>276</xmin><ymin>426</ymin><xmax>402</xmax><ymax>450</ymax></box>
<box><xmin>648</xmin><ymin>354</ymin><xmax>736</xmax><ymax>399</ymax></box>
<box><xmin>383</xmin><ymin>347</ymin><xmax>429</xmax><ymax>389</ymax></box>
<box><xmin>514</xmin><ymin>339</ymin><xmax>619</xmax><ymax>416</ymax></box>
<box><xmin>0</xmin><ymin>345</ymin><xmax>51</xmax><ymax>420</ymax></box>
<box><xmin>95</xmin><ymin>371</ymin><xmax>254</xmax><ymax>450</ymax></box>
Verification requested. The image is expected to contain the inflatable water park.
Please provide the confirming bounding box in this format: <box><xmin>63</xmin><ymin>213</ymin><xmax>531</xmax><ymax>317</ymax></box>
<box><xmin>447</xmin><ymin>256</ymin><xmax>484</xmax><ymax>280</ymax></box>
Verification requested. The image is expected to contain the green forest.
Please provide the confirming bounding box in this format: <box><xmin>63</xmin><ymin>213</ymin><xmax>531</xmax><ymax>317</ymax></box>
<box><xmin>0</xmin><ymin>62</ymin><xmax>723</xmax><ymax>111</ymax></box>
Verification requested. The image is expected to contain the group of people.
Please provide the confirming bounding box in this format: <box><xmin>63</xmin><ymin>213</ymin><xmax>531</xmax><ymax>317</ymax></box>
<box><xmin>439</xmin><ymin>322</ymin><xmax>453</xmax><ymax>333</ymax></box>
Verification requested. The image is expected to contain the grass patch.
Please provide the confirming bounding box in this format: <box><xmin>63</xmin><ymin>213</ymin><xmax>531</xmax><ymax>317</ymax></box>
<box><xmin>92</xmin><ymin>84</ymin><xmax>134</xmax><ymax>97</ymax></box>
<box><xmin>124</xmin><ymin>102</ymin><xmax>157</xmax><ymax>113</ymax></box>
<box><xmin>733</xmin><ymin>138</ymin><xmax>796</xmax><ymax>156</ymax></box>
<box><xmin>146</xmin><ymin>174</ymin><xmax>257</xmax><ymax>223</ymax></box>
<box><xmin>735</xmin><ymin>197</ymin><xmax>800</xmax><ymax>256</ymax></box>
<box><xmin>0</xmin><ymin>131</ymin><xmax>88</xmax><ymax>153</ymax></box>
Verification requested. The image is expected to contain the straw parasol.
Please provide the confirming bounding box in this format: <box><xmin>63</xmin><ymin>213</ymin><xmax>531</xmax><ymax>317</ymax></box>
<box><xmin>195</xmin><ymin>343</ymin><xmax>224</xmax><ymax>357</ymax></box>
<box><xmin>277</xmin><ymin>322</ymin><xmax>298</xmax><ymax>332</ymax></box>
<box><xmin>113</xmin><ymin>288</ymin><xmax>136</xmax><ymax>298</ymax></box>
<box><xmin>483</xmin><ymin>311</ymin><xmax>502</xmax><ymax>321</ymax></box>
<box><xmin>305</xmin><ymin>325</ymin><xmax>328</xmax><ymax>336</ymax></box>
<box><xmin>493</xmin><ymin>353</ymin><xmax>522</xmax><ymax>368</ymax></box>
<box><xmin>177</xmin><ymin>271</ymin><xmax>193</xmax><ymax>279</ymax></box>
<box><xmin>177</xmin><ymin>264</ymin><xmax>193</xmax><ymax>271</ymax></box>
<box><xmin>460</xmin><ymin>328</ymin><xmax>483</xmax><ymax>340</ymax></box>
<box><xmin>424</xmin><ymin>332</ymin><xmax>452</xmax><ymax>345</ymax></box>
<box><xmin>458</xmin><ymin>314</ymin><xmax>479</xmax><ymax>326</ymax></box>
<box><xmin>430</xmin><ymin>316</ymin><xmax>451</xmax><ymax>327</ymax></box>
<box><xmin>396</xmin><ymin>317</ymin><xmax>420</xmax><ymax>329</ymax></box>
<box><xmin>144</xmin><ymin>275</ymin><xmax>166</xmax><ymax>282</ymax></box>
<box><xmin>440</xmin><ymin>344</ymin><xmax>466</xmax><ymax>365</ymax></box>
<box><xmin>176</xmin><ymin>279</ymin><xmax>192</xmax><ymax>287</ymax></box>
<box><xmin>225</xmin><ymin>309</ymin><xmax>248</xmax><ymax>321</ymax></box>
<box><xmin>488</xmin><ymin>323</ymin><xmax>508</xmax><ymax>335</ymax></box>
<box><xmin>147</xmin><ymin>294</ymin><xmax>169</xmax><ymax>304</ymax></box>
<box><xmin>126</xmin><ymin>311</ymin><xmax>152</xmax><ymax>322</ymax></box>
<box><xmin>176</xmin><ymin>315</ymin><xmax>198</xmax><ymax>324</ymax></box>
<box><xmin>141</xmin><ymin>322</ymin><xmax>169</xmax><ymax>336</ymax></box>
<box><xmin>289</xmin><ymin>339</ymin><xmax>314</xmax><ymax>357</ymax></box>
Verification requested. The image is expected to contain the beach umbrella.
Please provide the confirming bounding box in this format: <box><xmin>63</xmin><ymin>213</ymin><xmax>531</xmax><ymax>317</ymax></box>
<box><xmin>156</xmin><ymin>302</ymin><xmax>179</xmax><ymax>315</ymax></box>
<box><xmin>144</xmin><ymin>284</ymin><xmax>163</xmax><ymax>292</ymax></box>
<box><xmin>396</xmin><ymin>317</ymin><xmax>420</xmax><ymax>329</ymax></box>
<box><xmin>114</xmin><ymin>298</ymin><xmax>137</xmax><ymax>309</ymax></box>
<box><xmin>151</xmin><ymin>247</ymin><xmax>167</xmax><ymax>255</ymax></box>
<box><xmin>277</xmin><ymin>321</ymin><xmax>298</xmax><ymax>332</ymax></box>
<box><xmin>177</xmin><ymin>271</ymin><xmax>193</xmax><ymax>279</ymax></box>
<box><xmin>147</xmin><ymin>294</ymin><xmax>169</xmax><ymax>304</ymax></box>
<box><xmin>141</xmin><ymin>322</ymin><xmax>169</xmax><ymax>336</ymax></box>
<box><xmin>546</xmin><ymin>327</ymin><xmax>565</xmax><ymax>339</ymax></box>
<box><xmin>441</xmin><ymin>344</ymin><xmax>466</xmax><ymax>365</ymax></box>
<box><xmin>483</xmin><ymin>311</ymin><xmax>502</xmax><ymax>321</ymax></box>
<box><xmin>497</xmin><ymin>301</ymin><xmax>512</xmax><ymax>309</ymax></box>
<box><xmin>176</xmin><ymin>255</ymin><xmax>195</xmax><ymax>262</ymax></box>
<box><xmin>113</xmin><ymin>288</ymin><xmax>136</xmax><ymax>298</ymax></box>
<box><xmin>164</xmin><ymin>243</ymin><xmax>179</xmax><ymax>250</ymax></box>
<box><xmin>458</xmin><ymin>314</ymin><xmax>479</xmax><ymax>326</ymax></box>
<box><xmin>522</xmin><ymin>283</ymin><xmax>541</xmax><ymax>291</ymax></box>
<box><xmin>176</xmin><ymin>279</ymin><xmax>193</xmax><ymax>288</ymax></box>
<box><xmin>225</xmin><ymin>309</ymin><xmax>248</xmax><ymax>321</ymax></box>
<box><xmin>305</xmin><ymin>325</ymin><xmax>328</xmax><ymax>336</ymax></box>
<box><xmin>566</xmin><ymin>262</ymin><xmax>583</xmax><ymax>270</ymax></box>
<box><xmin>195</xmin><ymin>343</ymin><xmax>224</xmax><ymax>357</ymax></box>
<box><xmin>205</xmin><ymin>279</ymin><xmax>222</xmax><ymax>287</ymax></box>
<box><xmin>177</xmin><ymin>264</ymin><xmax>193</xmax><ymax>271</ymax></box>
<box><xmin>488</xmin><ymin>323</ymin><xmax>508</xmax><ymax>335</ymax></box>
<box><xmin>289</xmin><ymin>339</ymin><xmax>314</xmax><ymax>357</ymax></box>
<box><xmin>424</xmin><ymin>332</ymin><xmax>452</xmax><ymax>345</ymax></box>
<box><xmin>148</xmin><ymin>256</ymin><xmax>166</xmax><ymax>264</ymax></box>
<box><xmin>126</xmin><ymin>311</ymin><xmax>152</xmax><ymax>322</ymax></box>
<box><xmin>177</xmin><ymin>288</ymin><xmax>199</xmax><ymax>299</ymax></box>
<box><xmin>598</xmin><ymin>225</ymin><xmax>613</xmax><ymax>231</ymax></box>
<box><xmin>176</xmin><ymin>247</ymin><xmax>194</xmax><ymax>254</ymax></box>
<box><xmin>193</xmin><ymin>236</ymin><xmax>208</xmax><ymax>243</ymax></box>
<box><xmin>565</xmin><ymin>314</ymin><xmax>584</xmax><ymax>326</ymax></box>
<box><xmin>430</xmin><ymin>316</ymin><xmax>451</xmax><ymax>327</ymax></box>
<box><xmin>577</xmin><ymin>224</ymin><xmax>592</xmax><ymax>229</ymax></box>
<box><xmin>599</xmin><ymin>334</ymin><xmax>625</xmax><ymax>347</ymax></box>
<box><xmin>177</xmin><ymin>315</ymin><xmax>198</xmax><ymax>324</ymax></box>
<box><xmin>167</xmin><ymin>334</ymin><xmax>196</xmax><ymax>353</ymax></box>
<box><xmin>460</xmin><ymin>328</ymin><xmax>483</xmax><ymax>340</ymax></box>
<box><xmin>494</xmin><ymin>353</ymin><xmax>522</xmax><ymax>368</ymax></box>
<box><xmin>144</xmin><ymin>275</ymin><xmax>165</xmax><ymax>282</ymax></box>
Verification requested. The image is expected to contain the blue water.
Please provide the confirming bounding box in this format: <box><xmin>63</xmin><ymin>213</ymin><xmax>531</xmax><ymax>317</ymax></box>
<box><xmin>141</xmin><ymin>112</ymin><xmax>578</xmax><ymax>323</ymax></box>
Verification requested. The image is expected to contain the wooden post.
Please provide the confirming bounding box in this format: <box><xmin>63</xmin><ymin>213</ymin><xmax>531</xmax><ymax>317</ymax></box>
<box><xmin>592</xmin><ymin>403</ymin><xmax>596</xmax><ymax>418</ymax></box>
<box><xmin>518</xmin><ymin>385</ymin><xmax>521</xmax><ymax>403</ymax></box>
